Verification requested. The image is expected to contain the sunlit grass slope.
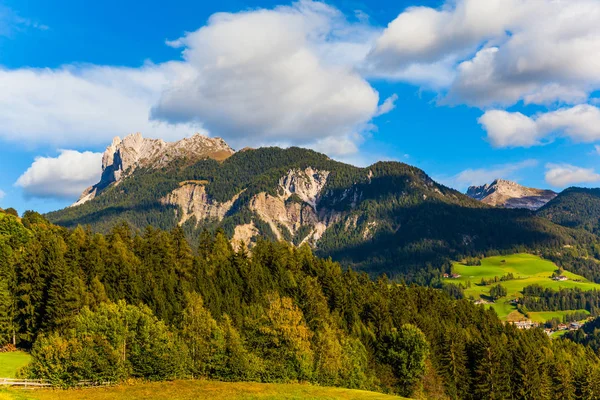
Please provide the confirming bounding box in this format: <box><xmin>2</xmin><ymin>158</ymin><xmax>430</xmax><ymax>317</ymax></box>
<box><xmin>0</xmin><ymin>352</ymin><xmax>31</xmax><ymax>378</ymax></box>
<box><xmin>0</xmin><ymin>380</ymin><xmax>406</xmax><ymax>400</ymax></box>
<box><xmin>443</xmin><ymin>254</ymin><xmax>600</xmax><ymax>320</ymax></box>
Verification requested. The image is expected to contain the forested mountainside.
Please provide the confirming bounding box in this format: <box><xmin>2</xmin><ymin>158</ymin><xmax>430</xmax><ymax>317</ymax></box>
<box><xmin>46</xmin><ymin>136</ymin><xmax>600</xmax><ymax>282</ymax></box>
<box><xmin>3</xmin><ymin>210</ymin><xmax>600</xmax><ymax>399</ymax></box>
<box><xmin>538</xmin><ymin>187</ymin><xmax>600</xmax><ymax>235</ymax></box>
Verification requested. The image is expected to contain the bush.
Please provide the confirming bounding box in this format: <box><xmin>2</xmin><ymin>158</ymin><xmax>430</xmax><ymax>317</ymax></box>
<box><xmin>27</xmin><ymin>301</ymin><xmax>190</xmax><ymax>386</ymax></box>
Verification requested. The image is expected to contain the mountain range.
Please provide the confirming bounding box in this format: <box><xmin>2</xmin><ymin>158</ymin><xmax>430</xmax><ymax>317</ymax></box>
<box><xmin>46</xmin><ymin>133</ymin><xmax>600</xmax><ymax>280</ymax></box>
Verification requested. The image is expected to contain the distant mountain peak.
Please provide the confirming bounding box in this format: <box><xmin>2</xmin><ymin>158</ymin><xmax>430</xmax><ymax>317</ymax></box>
<box><xmin>466</xmin><ymin>179</ymin><xmax>556</xmax><ymax>210</ymax></box>
<box><xmin>73</xmin><ymin>133</ymin><xmax>235</xmax><ymax>207</ymax></box>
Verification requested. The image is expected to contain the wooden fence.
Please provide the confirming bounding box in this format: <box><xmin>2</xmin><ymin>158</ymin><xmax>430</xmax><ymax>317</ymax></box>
<box><xmin>0</xmin><ymin>378</ymin><xmax>114</xmax><ymax>389</ymax></box>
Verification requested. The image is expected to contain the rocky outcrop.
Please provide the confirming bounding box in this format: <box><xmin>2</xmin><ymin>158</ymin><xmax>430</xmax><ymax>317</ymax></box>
<box><xmin>467</xmin><ymin>179</ymin><xmax>557</xmax><ymax>210</ymax></box>
<box><xmin>249</xmin><ymin>168</ymin><xmax>339</xmax><ymax>244</ymax></box>
<box><xmin>232</xmin><ymin>223</ymin><xmax>259</xmax><ymax>250</ymax></box>
<box><xmin>73</xmin><ymin>133</ymin><xmax>234</xmax><ymax>206</ymax></box>
<box><xmin>160</xmin><ymin>183</ymin><xmax>241</xmax><ymax>226</ymax></box>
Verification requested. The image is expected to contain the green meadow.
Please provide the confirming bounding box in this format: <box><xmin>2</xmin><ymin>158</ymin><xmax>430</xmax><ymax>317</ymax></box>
<box><xmin>0</xmin><ymin>353</ymin><xmax>404</xmax><ymax>400</ymax></box>
<box><xmin>0</xmin><ymin>380</ymin><xmax>406</xmax><ymax>400</ymax></box>
<box><xmin>0</xmin><ymin>352</ymin><xmax>31</xmax><ymax>379</ymax></box>
<box><xmin>443</xmin><ymin>253</ymin><xmax>600</xmax><ymax>320</ymax></box>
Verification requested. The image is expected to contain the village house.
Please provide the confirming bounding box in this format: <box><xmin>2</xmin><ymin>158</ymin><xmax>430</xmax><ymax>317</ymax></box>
<box><xmin>512</xmin><ymin>320</ymin><xmax>538</xmax><ymax>330</ymax></box>
<box><xmin>552</xmin><ymin>275</ymin><xmax>568</xmax><ymax>281</ymax></box>
<box><xmin>570</xmin><ymin>322</ymin><xmax>582</xmax><ymax>330</ymax></box>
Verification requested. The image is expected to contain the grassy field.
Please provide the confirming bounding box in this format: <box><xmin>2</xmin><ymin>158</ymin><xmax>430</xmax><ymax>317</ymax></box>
<box><xmin>528</xmin><ymin>310</ymin><xmax>590</xmax><ymax>323</ymax></box>
<box><xmin>0</xmin><ymin>380</ymin><xmax>406</xmax><ymax>400</ymax></box>
<box><xmin>0</xmin><ymin>352</ymin><xmax>31</xmax><ymax>378</ymax></box>
<box><xmin>443</xmin><ymin>254</ymin><xmax>600</xmax><ymax>320</ymax></box>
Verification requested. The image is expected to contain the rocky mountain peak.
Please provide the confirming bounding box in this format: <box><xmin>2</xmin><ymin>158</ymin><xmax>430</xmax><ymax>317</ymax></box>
<box><xmin>467</xmin><ymin>179</ymin><xmax>557</xmax><ymax>210</ymax></box>
<box><xmin>73</xmin><ymin>133</ymin><xmax>235</xmax><ymax>207</ymax></box>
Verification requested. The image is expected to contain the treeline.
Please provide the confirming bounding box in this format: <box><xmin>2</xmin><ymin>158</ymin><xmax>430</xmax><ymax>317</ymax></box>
<box><xmin>4</xmin><ymin>213</ymin><xmax>600</xmax><ymax>397</ymax></box>
<box><xmin>479</xmin><ymin>272</ymin><xmax>516</xmax><ymax>286</ymax></box>
<box><xmin>521</xmin><ymin>285</ymin><xmax>600</xmax><ymax>315</ymax></box>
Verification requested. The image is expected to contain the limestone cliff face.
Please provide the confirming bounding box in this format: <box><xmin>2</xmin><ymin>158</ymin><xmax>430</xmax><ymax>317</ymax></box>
<box><xmin>467</xmin><ymin>179</ymin><xmax>557</xmax><ymax>210</ymax></box>
<box><xmin>248</xmin><ymin>168</ymin><xmax>340</xmax><ymax>244</ymax></box>
<box><xmin>160</xmin><ymin>183</ymin><xmax>241</xmax><ymax>226</ymax></box>
<box><xmin>72</xmin><ymin>133</ymin><xmax>234</xmax><ymax>207</ymax></box>
<box><xmin>158</xmin><ymin>167</ymin><xmax>341</xmax><ymax>247</ymax></box>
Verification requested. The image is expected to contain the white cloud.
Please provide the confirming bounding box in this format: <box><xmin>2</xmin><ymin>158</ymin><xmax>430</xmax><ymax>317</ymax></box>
<box><xmin>478</xmin><ymin>110</ymin><xmax>541</xmax><ymax>148</ymax></box>
<box><xmin>595</xmin><ymin>145</ymin><xmax>600</xmax><ymax>155</ymax></box>
<box><xmin>375</xmin><ymin>94</ymin><xmax>398</xmax><ymax>117</ymax></box>
<box><xmin>0</xmin><ymin>64</ymin><xmax>207</xmax><ymax>147</ymax></box>
<box><xmin>15</xmin><ymin>150</ymin><xmax>102</xmax><ymax>199</ymax></box>
<box><xmin>443</xmin><ymin>159</ymin><xmax>538</xmax><ymax>190</ymax></box>
<box><xmin>0</xmin><ymin>1</ymin><xmax>392</xmax><ymax>157</ymax></box>
<box><xmin>151</xmin><ymin>0</ymin><xmax>382</xmax><ymax>152</ymax></box>
<box><xmin>310</xmin><ymin>134</ymin><xmax>361</xmax><ymax>156</ymax></box>
<box><xmin>0</xmin><ymin>189</ymin><xmax>5</xmax><ymax>201</ymax></box>
<box><xmin>480</xmin><ymin>105</ymin><xmax>600</xmax><ymax>148</ymax></box>
<box><xmin>367</xmin><ymin>0</ymin><xmax>600</xmax><ymax>107</ymax></box>
<box><xmin>545</xmin><ymin>163</ymin><xmax>600</xmax><ymax>187</ymax></box>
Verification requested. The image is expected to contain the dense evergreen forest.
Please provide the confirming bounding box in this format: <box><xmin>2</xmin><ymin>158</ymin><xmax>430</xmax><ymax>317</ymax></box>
<box><xmin>538</xmin><ymin>188</ymin><xmax>600</xmax><ymax>235</ymax></box>
<box><xmin>3</xmin><ymin>209</ymin><xmax>600</xmax><ymax>398</ymax></box>
<box><xmin>521</xmin><ymin>285</ymin><xmax>600</xmax><ymax>314</ymax></box>
<box><xmin>565</xmin><ymin>317</ymin><xmax>600</xmax><ymax>353</ymax></box>
<box><xmin>45</xmin><ymin>147</ymin><xmax>600</xmax><ymax>283</ymax></box>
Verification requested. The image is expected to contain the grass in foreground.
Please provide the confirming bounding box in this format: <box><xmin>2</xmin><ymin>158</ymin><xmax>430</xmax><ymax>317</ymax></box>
<box><xmin>0</xmin><ymin>380</ymin><xmax>406</xmax><ymax>400</ymax></box>
<box><xmin>443</xmin><ymin>253</ymin><xmax>600</xmax><ymax>320</ymax></box>
<box><xmin>0</xmin><ymin>352</ymin><xmax>31</xmax><ymax>378</ymax></box>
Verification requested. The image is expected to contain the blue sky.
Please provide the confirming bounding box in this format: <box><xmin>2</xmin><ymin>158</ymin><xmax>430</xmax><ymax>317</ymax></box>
<box><xmin>1</xmin><ymin>0</ymin><xmax>600</xmax><ymax>213</ymax></box>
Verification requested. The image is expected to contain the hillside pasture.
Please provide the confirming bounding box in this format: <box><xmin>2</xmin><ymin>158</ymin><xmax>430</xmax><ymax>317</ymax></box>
<box><xmin>444</xmin><ymin>254</ymin><xmax>600</xmax><ymax>320</ymax></box>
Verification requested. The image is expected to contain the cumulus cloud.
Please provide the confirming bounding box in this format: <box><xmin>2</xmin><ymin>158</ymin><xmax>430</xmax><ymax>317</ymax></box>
<box><xmin>545</xmin><ymin>163</ymin><xmax>600</xmax><ymax>187</ymax></box>
<box><xmin>0</xmin><ymin>1</ymin><xmax>392</xmax><ymax>157</ymax></box>
<box><xmin>15</xmin><ymin>150</ymin><xmax>102</xmax><ymax>199</ymax></box>
<box><xmin>0</xmin><ymin>64</ymin><xmax>207</xmax><ymax>147</ymax></box>
<box><xmin>443</xmin><ymin>159</ymin><xmax>538</xmax><ymax>190</ymax></box>
<box><xmin>478</xmin><ymin>110</ymin><xmax>541</xmax><ymax>148</ymax></box>
<box><xmin>479</xmin><ymin>105</ymin><xmax>600</xmax><ymax>148</ymax></box>
<box><xmin>151</xmin><ymin>0</ymin><xmax>382</xmax><ymax>153</ymax></box>
<box><xmin>367</xmin><ymin>0</ymin><xmax>600</xmax><ymax>107</ymax></box>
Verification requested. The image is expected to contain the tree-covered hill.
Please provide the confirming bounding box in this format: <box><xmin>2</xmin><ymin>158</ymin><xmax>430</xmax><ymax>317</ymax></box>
<box><xmin>3</xmin><ymin>212</ymin><xmax>600</xmax><ymax>398</ymax></box>
<box><xmin>538</xmin><ymin>187</ymin><xmax>600</xmax><ymax>235</ymax></box>
<box><xmin>45</xmin><ymin>147</ymin><xmax>600</xmax><ymax>281</ymax></box>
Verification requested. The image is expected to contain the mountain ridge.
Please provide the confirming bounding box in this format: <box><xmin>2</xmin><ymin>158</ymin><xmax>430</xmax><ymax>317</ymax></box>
<box><xmin>538</xmin><ymin>187</ymin><xmax>600</xmax><ymax>235</ymax></box>
<box><xmin>73</xmin><ymin>133</ymin><xmax>234</xmax><ymax>207</ymax></box>
<box><xmin>466</xmin><ymin>179</ymin><xmax>556</xmax><ymax>210</ymax></box>
<box><xmin>47</xmin><ymin>133</ymin><xmax>595</xmax><ymax>279</ymax></box>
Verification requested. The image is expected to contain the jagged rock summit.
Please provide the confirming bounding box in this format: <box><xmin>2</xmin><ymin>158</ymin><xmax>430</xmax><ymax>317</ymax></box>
<box><xmin>73</xmin><ymin>133</ymin><xmax>234</xmax><ymax>206</ymax></box>
<box><xmin>466</xmin><ymin>179</ymin><xmax>557</xmax><ymax>210</ymax></box>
